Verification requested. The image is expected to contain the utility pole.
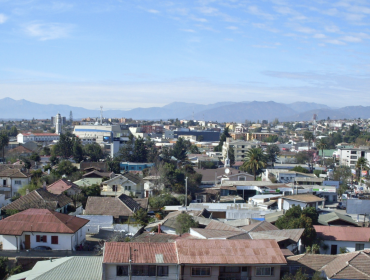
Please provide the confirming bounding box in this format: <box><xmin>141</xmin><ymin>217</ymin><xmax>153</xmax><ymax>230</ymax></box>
<box><xmin>185</xmin><ymin>177</ymin><xmax>188</xmax><ymax>211</ymax></box>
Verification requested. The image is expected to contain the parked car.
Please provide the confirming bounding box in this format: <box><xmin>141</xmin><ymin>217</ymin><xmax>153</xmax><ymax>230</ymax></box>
<box><xmin>32</xmin><ymin>246</ymin><xmax>52</xmax><ymax>251</ymax></box>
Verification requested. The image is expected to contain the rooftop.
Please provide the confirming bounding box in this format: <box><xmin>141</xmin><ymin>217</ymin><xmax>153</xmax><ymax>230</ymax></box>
<box><xmin>283</xmin><ymin>194</ymin><xmax>324</xmax><ymax>203</ymax></box>
<box><xmin>0</xmin><ymin>208</ymin><xmax>89</xmax><ymax>236</ymax></box>
<box><xmin>46</xmin><ymin>179</ymin><xmax>81</xmax><ymax>195</ymax></box>
<box><xmin>314</xmin><ymin>225</ymin><xmax>370</xmax><ymax>242</ymax></box>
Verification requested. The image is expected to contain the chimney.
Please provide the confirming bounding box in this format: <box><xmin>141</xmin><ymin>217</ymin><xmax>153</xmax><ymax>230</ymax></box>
<box><xmin>26</xmin><ymin>189</ymin><xmax>29</xmax><ymax>195</ymax></box>
<box><xmin>158</xmin><ymin>224</ymin><xmax>161</xmax><ymax>233</ymax></box>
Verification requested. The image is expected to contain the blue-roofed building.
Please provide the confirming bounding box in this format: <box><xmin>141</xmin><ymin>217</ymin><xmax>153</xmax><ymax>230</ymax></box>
<box><xmin>120</xmin><ymin>162</ymin><xmax>155</xmax><ymax>172</ymax></box>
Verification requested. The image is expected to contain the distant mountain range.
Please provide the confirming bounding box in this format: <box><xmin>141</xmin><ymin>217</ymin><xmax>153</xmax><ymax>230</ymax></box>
<box><xmin>0</xmin><ymin>97</ymin><xmax>368</xmax><ymax>122</ymax></box>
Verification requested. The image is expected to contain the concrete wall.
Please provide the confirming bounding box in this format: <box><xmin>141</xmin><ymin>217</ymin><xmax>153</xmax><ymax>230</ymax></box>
<box><xmin>250</xmin><ymin>266</ymin><xmax>280</xmax><ymax>280</ymax></box>
<box><xmin>2</xmin><ymin>235</ymin><xmax>18</xmax><ymax>250</ymax></box>
<box><xmin>319</xmin><ymin>240</ymin><xmax>370</xmax><ymax>254</ymax></box>
<box><xmin>78</xmin><ymin>215</ymin><xmax>113</xmax><ymax>234</ymax></box>
<box><xmin>103</xmin><ymin>264</ymin><xmax>179</xmax><ymax>280</ymax></box>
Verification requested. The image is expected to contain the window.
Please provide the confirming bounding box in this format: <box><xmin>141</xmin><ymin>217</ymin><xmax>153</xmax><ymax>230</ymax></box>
<box><xmin>351</xmin><ymin>151</ymin><xmax>357</xmax><ymax>154</ymax></box>
<box><xmin>256</xmin><ymin>267</ymin><xmax>274</xmax><ymax>276</ymax></box>
<box><xmin>125</xmin><ymin>186</ymin><xmax>131</xmax><ymax>191</ymax></box>
<box><xmin>112</xmin><ymin>185</ymin><xmax>117</xmax><ymax>192</ymax></box>
<box><xmin>132</xmin><ymin>265</ymin><xmax>156</xmax><ymax>276</ymax></box>
<box><xmin>351</xmin><ymin>156</ymin><xmax>357</xmax><ymax>159</ymax></box>
<box><xmin>51</xmin><ymin>236</ymin><xmax>58</xmax><ymax>244</ymax></box>
<box><xmin>157</xmin><ymin>266</ymin><xmax>169</xmax><ymax>277</ymax></box>
<box><xmin>355</xmin><ymin>243</ymin><xmax>365</xmax><ymax>251</ymax></box>
<box><xmin>36</xmin><ymin>235</ymin><xmax>47</xmax><ymax>243</ymax></box>
<box><xmin>191</xmin><ymin>267</ymin><xmax>211</xmax><ymax>276</ymax></box>
<box><xmin>116</xmin><ymin>265</ymin><xmax>129</xmax><ymax>276</ymax></box>
<box><xmin>14</xmin><ymin>180</ymin><xmax>21</xmax><ymax>185</ymax></box>
<box><xmin>220</xmin><ymin>267</ymin><xmax>240</xmax><ymax>273</ymax></box>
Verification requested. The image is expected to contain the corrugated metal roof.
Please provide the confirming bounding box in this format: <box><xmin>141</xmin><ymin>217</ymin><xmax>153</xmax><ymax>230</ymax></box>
<box><xmin>176</xmin><ymin>239</ymin><xmax>287</xmax><ymax>265</ymax></box>
<box><xmin>318</xmin><ymin>212</ymin><xmax>358</xmax><ymax>226</ymax></box>
<box><xmin>190</xmin><ymin>228</ymin><xmax>244</xmax><ymax>239</ymax></box>
<box><xmin>283</xmin><ymin>194</ymin><xmax>324</xmax><ymax>203</ymax></box>
<box><xmin>0</xmin><ymin>208</ymin><xmax>89</xmax><ymax>235</ymax></box>
<box><xmin>103</xmin><ymin>242</ymin><xmax>178</xmax><ymax>264</ymax></box>
<box><xmin>47</xmin><ymin>178</ymin><xmax>81</xmax><ymax>195</ymax></box>
<box><xmin>250</xmin><ymin>228</ymin><xmax>304</xmax><ymax>243</ymax></box>
<box><xmin>205</xmin><ymin>220</ymin><xmax>244</xmax><ymax>232</ymax></box>
<box><xmin>33</xmin><ymin>257</ymin><xmax>103</xmax><ymax>280</ymax></box>
<box><xmin>240</xmin><ymin>221</ymin><xmax>278</xmax><ymax>232</ymax></box>
<box><xmin>314</xmin><ymin>225</ymin><xmax>370</xmax><ymax>242</ymax></box>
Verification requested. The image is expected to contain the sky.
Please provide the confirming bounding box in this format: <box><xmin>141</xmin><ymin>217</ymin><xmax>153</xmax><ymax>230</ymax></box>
<box><xmin>1</xmin><ymin>0</ymin><xmax>370</xmax><ymax>110</ymax></box>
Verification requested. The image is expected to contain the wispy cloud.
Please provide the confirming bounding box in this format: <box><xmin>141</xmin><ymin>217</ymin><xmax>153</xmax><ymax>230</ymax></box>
<box><xmin>181</xmin><ymin>29</ymin><xmax>196</xmax><ymax>32</ymax></box>
<box><xmin>248</xmin><ymin>6</ymin><xmax>275</xmax><ymax>20</ymax></box>
<box><xmin>252</xmin><ymin>23</ymin><xmax>279</xmax><ymax>33</ymax></box>
<box><xmin>0</xmin><ymin>13</ymin><xmax>7</xmax><ymax>24</ymax></box>
<box><xmin>24</xmin><ymin>22</ymin><xmax>74</xmax><ymax>41</ymax></box>
<box><xmin>147</xmin><ymin>9</ymin><xmax>160</xmax><ymax>14</ymax></box>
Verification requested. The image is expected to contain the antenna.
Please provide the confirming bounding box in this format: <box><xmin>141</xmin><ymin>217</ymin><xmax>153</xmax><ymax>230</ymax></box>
<box><xmin>100</xmin><ymin>106</ymin><xmax>103</xmax><ymax>125</ymax></box>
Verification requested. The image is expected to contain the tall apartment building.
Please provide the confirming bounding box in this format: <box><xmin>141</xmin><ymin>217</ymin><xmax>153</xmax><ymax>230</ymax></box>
<box><xmin>222</xmin><ymin>137</ymin><xmax>257</xmax><ymax>162</ymax></box>
<box><xmin>338</xmin><ymin>147</ymin><xmax>370</xmax><ymax>168</ymax></box>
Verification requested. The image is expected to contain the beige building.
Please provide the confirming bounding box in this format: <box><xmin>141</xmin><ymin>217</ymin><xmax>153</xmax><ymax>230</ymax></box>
<box><xmin>101</xmin><ymin>173</ymin><xmax>143</xmax><ymax>198</ymax></box>
<box><xmin>222</xmin><ymin>138</ymin><xmax>257</xmax><ymax>162</ymax></box>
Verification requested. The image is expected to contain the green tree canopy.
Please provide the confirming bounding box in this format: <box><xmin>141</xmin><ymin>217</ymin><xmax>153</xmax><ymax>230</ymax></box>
<box><xmin>175</xmin><ymin>212</ymin><xmax>199</xmax><ymax>235</ymax></box>
<box><xmin>84</xmin><ymin>143</ymin><xmax>104</xmax><ymax>162</ymax></box>
<box><xmin>266</xmin><ymin>145</ymin><xmax>280</xmax><ymax>167</ymax></box>
<box><xmin>241</xmin><ymin>147</ymin><xmax>267</xmax><ymax>180</ymax></box>
<box><xmin>54</xmin><ymin>160</ymin><xmax>77</xmax><ymax>176</ymax></box>
<box><xmin>214</xmin><ymin>126</ymin><xmax>231</xmax><ymax>152</ymax></box>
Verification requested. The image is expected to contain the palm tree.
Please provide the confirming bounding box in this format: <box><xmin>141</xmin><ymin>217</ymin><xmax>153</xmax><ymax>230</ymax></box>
<box><xmin>304</xmin><ymin>131</ymin><xmax>314</xmax><ymax>149</ymax></box>
<box><xmin>316</xmin><ymin>138</ymin><xmax>327</xmax><ymax>166</ymax></box>
<box><xmin>0</xmin><ymin>132</ymin><xmax>9</xmax><ymax>162</ymax></box>
<box><xmin>356</xmin><ymin>157</ymin><xmax>369</xmax><ymax>182</ymax></box>
<box><xmin>242</xmin><ymin>147</ymin><xmax>267</xmax><ymax>180</ymax></box>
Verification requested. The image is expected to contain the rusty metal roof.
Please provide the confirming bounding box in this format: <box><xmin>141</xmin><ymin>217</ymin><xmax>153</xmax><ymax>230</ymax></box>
<box><xmin>190</xmin><ymin>228</ymin><xmax>244</xmax><ymax>239</ymax></box>
<box><xmin>176</xmin><ymin>239</ymin><xmax>287</xmax><ymax>265</ymax></box>
<box><xmin>0</xmin><ymin>208</ymin><xmax>89</xmax><ymax>236</ymax></box>
<box><xmin>205</xmin><ymin>220</ymin><xmax>244</xmax><ymax>232</ymax></box>
<box><xmin>103</xmin><ymin>242</ymin><xmax>178</xmax><ymax>264</ymax></box>
<box><xmin>47</xmin><ymin>179</ymin><xmax>81</xmax><ymax>195</ymax></box>
<box><xmin>314</xmin><ymin>225</ymin><xmax>370</xmax><ymax>242</ymax></box>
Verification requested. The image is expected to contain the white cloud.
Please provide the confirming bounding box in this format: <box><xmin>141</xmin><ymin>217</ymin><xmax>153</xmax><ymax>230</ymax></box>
<box><xmin>293</xmin><ymin>25</ymin><xmax>316</xmax><ymax>34</ymax></box>
<box><xmin>181</xmin><ymin>29</ymin><xmax>196</xmax><ymax>32</ymax></box>
<box><xmin>24</xmin><ymin>22</ymin><xmax>73</xmax><ymax>41</ymax></box>
<box><xmin>325</xmin><ymin>25</ymin><xmax>341</xmax><ymax>33</ymax></box>
<box><xmin>226</xmin><ymin>26</ymin><xmax>238</xmax><ymax>30</ymax></box>
<box><xmin>147</xmin><ymin>9</ymin><xmax>160</xmax><ymax>14</ymax></box>
<box><xmin>341</xmin><ymin>35</ymin><xmax>362</xmax><ymax>42</ymax></box>
<box><xmin>248</xmin><ymin>6</ymin><xmax>275</xmax><ymax>20</ymax></box>
<box><xmin>325</xmin><ymin>39</ymin><xmax>346</xmax><ymax>45</ymax></box>
<box><xmin>252</xmin><ymin>23</ymin><xmax>279</xmax><ymax>33</ymax></box>
<box><xmin>313</xmin><ymin>33</ymin><xmax>326</xmax><ymax>39</ymax></box>
<box><xmin>0</xmin><ymin>13</ymin><xmax>7</xmax><ymax>24</ymax></box>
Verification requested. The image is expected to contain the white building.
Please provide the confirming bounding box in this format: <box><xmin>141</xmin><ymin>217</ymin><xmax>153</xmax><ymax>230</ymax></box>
<box><xmin>222</xmin><ymin>138</ymin><xmax>257</xmax><ymax>162</ymax></box>
<box><xmin>0</xmin><ymin>208</ymin><xmax>89</xmax><ymax>251</ymax></box>
<box><xmin>278</xmin><ymin>194</ymin><xmax>325</xmax><ymax>211</ymax></box>
<box><xmin>17</xmin><ymin>133</ymin><xmax>59</xmax><ymax>144</ymax></box>
<box><xmin>315</xmin><ymin>225</ymin><xmax>370</xmax><ymax>255</ymax></box>
<box><xmin>0</xmin><ymin>167</ymin><xmax>31</xmax><ymax>198</ymax></box>
<box><xmin>73</xmin><ymin>124</ymin><xmax>124</xmax><ymax>144</ymax></box>
<box><xmin>338</xmin><ymin>147</ymin><xmax>370</xmax><ymax>168</ymax></box>
<box><xmin>55</xmin><ymin>113</ymin><xmax>62</xmax><ymax>134</ymax></box>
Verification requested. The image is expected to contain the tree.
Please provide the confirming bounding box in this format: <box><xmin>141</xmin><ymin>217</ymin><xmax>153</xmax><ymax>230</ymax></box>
<box><xmin>303</xmin><ymin>131</ymin><xmax>314</xmax><ymax>148</ymax></box>
<box><xmin>172</xmin><ymin>137</ymin><xmax>187</xmax><ymax>161</ymax></box>
<box><xmin>52</xmin><ymin>133</ymin><xmax>74</xmax><ymax>158</ymax></box>
<box><xmin>30</xmin><ymin>152</ymin><xmax>41</xmax><ymax>162</ymax></box>
<box><xmin>84</xmin><ymin>143</ymin><xmax>104</xmax><ymax>162</ymax></box>
<box><xmin>275</xmin><ymin>206</ymin><xmax>318</xmax><ymax>246</ymax></box>
<box><xmin>133</xmin><ymin>137</ymin><xmax>148</xmax><ymax>162</ymax></box>
<box><xmin>54</xmin><ymin>160</ymin><xmax>77</xmax><ymax>176</ymax></box>
<box><xmin>149</xmin><ymin>194</ymin><xmax>181</xmax><ymax>209</ymax></box>
<box><xmin>9</xmin><ymin>126</ymin><xmax>18</xmax><ymax>137</ymax></box>
<box><xmin>133</xmin><ymin>208</ymin><xmax>149</xmax><ymax>227</ymax></box>
<box><xmin>107</xmin><ymin>157</ymin><xmax>121</xmax><ymax>174</ymax></box>
<box><xmin>282</xmin><ymin>268</ymin><xmax>309</xmax><ymax>280</ymax></box>
<box><xmin>356</xmin><ymin>157</ymin><xmax>369</xmax><ymax>182</ymax></box>
<box><xmin>189</xmin><ymin>145</ymin><xmax>200</xmax><ymax>154</ymax></box>
<box><xmin>242</xmin><ymin>147</ymin><xmax>267</xmax><ymax>180</ymax></box>
<box><xmin>316</xmin><ymin>138</ymin><xmax>328</xmax><ymax>166</ymax></box>
<box><xmin>214</xmin><ymin>126</ymin><xmax>231</xmax><ymax>152</ymax></box>
<box><xmin>291</xmin><ymin>166</ymin><xmax>309</xmax><ymax>173</ymax></box>
<box><xmin>264</xmin><ymin>135</ymin><xmax>278</xmax><ymax>143</ymax></box>
<box><xmin>41</xmin><ymin>146</ymin><xmax>51</xmax><ymax>156</ymax></box>
<box><xmin>175</xmin><ymin>212</ymin><xmax>199</xmax><ymax>235</ymax></box>
<box><xmin>333</xmin><ymin>166</ymin><xmax>351</xmax><ymax>195</ymax></box>
<box><xmin>0</xmin><ymin>132</ymin><xmax>9</xmax><ymax>160</ymax></box>
<box><xmin>228</xmin><ymin>147</ymin><xmax>235</xmax><ymax>166</ymax></box>
<box><xmin>49</xmin><ymin>155</ymin><xmax>59</xmax><ymax>166</ymax></box>
<box><xmin>18</xmin><ymin>182</ymin><xmax>41</xmax><ymax>196</ymax></box>
<box><xmin>266</xmin><ymin>145</ymin><xmax>280</xmax><ymax>167</ymax></box>
<box><xmin>22</xmin><ymin>158</ymin><xmax>32</xmax><ymax>169</ymax></box>
<box><xmin>72</xmin><ymin>138</ymin><xmax>84</xmax><ymax>163</ymax></box>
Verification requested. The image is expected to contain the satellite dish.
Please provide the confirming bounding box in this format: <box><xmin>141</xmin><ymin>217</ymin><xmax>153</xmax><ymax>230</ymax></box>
<box><xmin>225</xmin><ymin>168</ymin><xmax>230</xmax><ymax>175</ymax></box>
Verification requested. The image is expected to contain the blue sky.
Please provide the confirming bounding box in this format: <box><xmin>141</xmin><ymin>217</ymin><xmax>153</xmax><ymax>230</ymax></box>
<box><xmin>1</xmin><ymin>0</ymin><xmax>370</xmax><ymax>110</ymax></box>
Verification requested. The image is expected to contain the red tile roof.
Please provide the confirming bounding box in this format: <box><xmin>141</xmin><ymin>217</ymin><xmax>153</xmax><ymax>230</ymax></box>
<box><xmin>0</xmin><ymin>208</ymin><xmax>89</xmax><ymax>236</ymax></box>
<box><xmin>176</xmin><ymin>239</ymin><xmax>287</xmax><ymax>265</ymax></box>
<box><xmin>314</xmin><ymin>225</ymin><xmax>370</xmax><ymax>242</ymax></box>
<box><xmin>47</xmin><ymin>179</ymin><xmax>81</xmax><ymax>195</ymax></box>
<box><xmin>103</xmin><ymin>242</ymin><xmax>178</xmax><ymax>264</ymax></box>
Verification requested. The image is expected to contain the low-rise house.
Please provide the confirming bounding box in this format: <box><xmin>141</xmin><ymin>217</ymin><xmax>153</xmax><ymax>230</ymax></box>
<box><xmin>1</xmin><ymin>188</ymin><xmax>72</xmax><ymax>214</ymax></box>
<box><xmin>17</xmin><ymin>132</ymin><xmax>59</xmax><ymax>144</ymax></box>
<box><xmin>0</xmin><ymin>166</ymin><xmax>31</xmax><ymax>198</ymax></box>
<box><xmin>278</xmin><ymin>194</ymin><xmax>325</xmax><ymax>210</ymax></box>
<box><xmin>84</xmin><ymin>194</ymin><xmax>147</xmax><ymax>223</ymax></box>
<box><xmin>46</xmin><ymin>178</ymin><xmax>82</xmax><ymax>196</ymax></box>
<box><xmin>286</xmin><ymin>250</ymin><xmax>370</xmax><ymax>279</ymax></box>
<box><xmin>0</xmin><ymin>208</ymin><xmax>89</xmax><ymax>250</ymax></box>
<box><xmin>314</xmin><ymin>225</ymin><xmax>370</xmax><ymax>254</ymax></box>
<box><xmin>143</xmin><ymin>175</ymin><xmax>164</xmax><ymax>198</ymax></box>
<box><xmin>101</xmin><ymin>173</ymin><xmax>143</xmax><ymax>197</ymax></box>
<box><xmin>82</xmin><ymin>170</ymin><xmax>114</xmax><ymax>179</ymax></box>
<box><xmin>102</xmin><ymin>239</ymin><xmax>287</xmax><ymax>280</ymax></box>
<box><xmin>8</xmin><ymin>256</ymin><xmax>103</xmax><ymax>280</ymax></box>
<box><xmin>195</xmin><ymin>167</ymin><xmax>254</xmax><ymax>188</ymax></box>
